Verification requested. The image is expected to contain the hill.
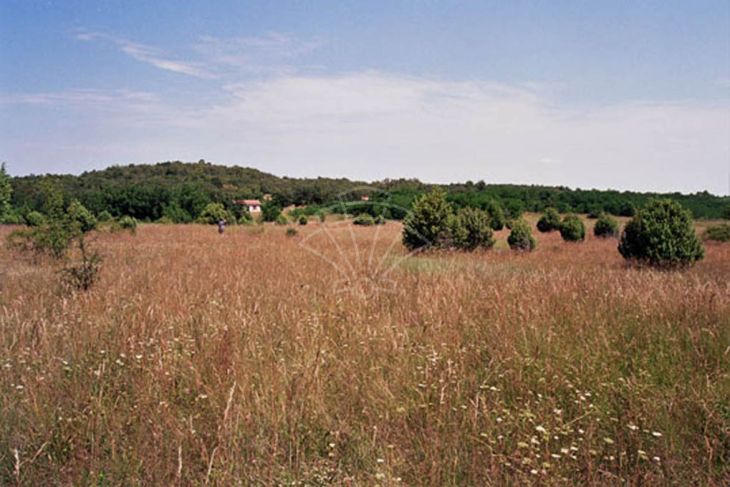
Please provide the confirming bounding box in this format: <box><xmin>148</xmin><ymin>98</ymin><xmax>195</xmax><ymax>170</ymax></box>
<box><xmin>8</xmin><ymin>160</ymin><xmax>729</xmax><ymax>221</ymax></box>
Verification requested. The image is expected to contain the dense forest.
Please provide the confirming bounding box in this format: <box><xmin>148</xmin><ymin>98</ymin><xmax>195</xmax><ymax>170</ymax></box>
<box><xmin>6</xmin><ymin>160</ymin><xmax>730</xmax><ymax>222</ymax></box>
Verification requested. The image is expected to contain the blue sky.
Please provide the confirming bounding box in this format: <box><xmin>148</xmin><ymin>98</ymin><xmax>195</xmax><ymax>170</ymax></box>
<box><xmin>1</xmin><ymin>0</ymin><xmax>729</xmax><ymax>194</ymax></box>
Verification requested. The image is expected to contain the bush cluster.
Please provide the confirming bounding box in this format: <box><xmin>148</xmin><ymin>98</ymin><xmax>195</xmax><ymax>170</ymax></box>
<box><xmin>403</xmin><ymin>190</ymin><xmax>496</xmax><ymax>251</ymax></box>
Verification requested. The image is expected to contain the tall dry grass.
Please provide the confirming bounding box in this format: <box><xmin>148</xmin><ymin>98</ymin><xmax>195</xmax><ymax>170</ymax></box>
<box><xmin>0</xmin><ymin>221</ymin><xmax>728</xmax><ymax>485</ymax></box>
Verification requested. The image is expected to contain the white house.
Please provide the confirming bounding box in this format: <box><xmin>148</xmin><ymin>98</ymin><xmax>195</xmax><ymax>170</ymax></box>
<box><xmin>235</xmin><ymin>199</ymin><xmax>262</xmax><ymax>213</ymax></box>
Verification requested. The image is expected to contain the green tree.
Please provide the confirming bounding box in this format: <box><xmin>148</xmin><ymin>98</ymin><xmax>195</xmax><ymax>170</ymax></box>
<box><xmin>0</xmin><ymin>163</ymin><xmax>12</xmax><ymax>222</ymax></box>
<box><xmin>507</xmin><ymin>219</ymin><xmax>536</xmax><ymax>251</ymax></box>
<box><xmin>559</xmin><ymin>214</ymin><xmax>586</xmax><ymax>242</ymax></box>
<box><xmin>261</xmin><ymin>202</ymin><xmax>283</xmax><ymax>222</ymax></box>
<box><xmin>593</xmin><ymin>213</ymin><xmax>619</xmax><ymax>238</ymax></box>
<box><xmin>67</xmin><ymin>200</ymin><xmax>98</xmax><ymax>233</ymax></box>
<box><xmin>452</xmin><ymin>207</ymin><xmax>495</xmax><ymax>251</ymax></box>
<box><xmin>402</xmin><ymin>189</ymin><xmax>453</xmax><ymax>250</ymax></box>
<box><xmin>618</xmin><ymin>199</ymin><xmax>704</xmax><ymax>268</ymax></box>
<box><xmin>484</xmin><ymin>200</ymin><xmax>506</xmax><ymax>231</ymax></box>
<box><xmin>537</xmin><ymin>207</ymin><xmax>561</xmax><ymax>232</ymax></box>
<box><xmin>197</xmin><ymin>203</ymin><xmax>233</xmax><ymax>224</ymax></box>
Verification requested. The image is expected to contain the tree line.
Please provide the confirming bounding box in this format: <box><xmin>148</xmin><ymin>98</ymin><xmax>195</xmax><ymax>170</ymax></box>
<box><xmin>2</xmin><ymin>160</ymin><xmax>729</xmax><ymax>224</ymax></box>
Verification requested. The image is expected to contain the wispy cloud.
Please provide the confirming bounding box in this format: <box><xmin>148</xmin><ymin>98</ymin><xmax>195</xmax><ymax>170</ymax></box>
<box><xmin>4</xmin><ymin>72</ymin><xmax>728</xmax><ymax>194</ymax></box>
<box><xmin>74</xmin><ymin>30</ymin><xmax>217</xmax><ymax>79</ymax></box>
<box><xmin>193</xmin><ymin>31</ymin><xmax>324</xmax><ymax>74</ymax></box>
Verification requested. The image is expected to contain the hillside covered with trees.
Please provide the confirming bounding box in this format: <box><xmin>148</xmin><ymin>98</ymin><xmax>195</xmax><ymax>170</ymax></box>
<box><xmin>6</xmin><ymin>160</ymin><xmax>729</xmax><ymax>223</ymax></box>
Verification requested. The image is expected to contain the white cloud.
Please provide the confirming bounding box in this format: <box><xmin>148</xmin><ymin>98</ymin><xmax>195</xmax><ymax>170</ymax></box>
<box><xmin>3</xmin><ymin>72</ymin><xmax>729</xmax><ymax>194</ymax></box>
<box><xmin>74</xmin><ymin>31</ymin><xmax>216</xmax><ymax>79</ymax></box>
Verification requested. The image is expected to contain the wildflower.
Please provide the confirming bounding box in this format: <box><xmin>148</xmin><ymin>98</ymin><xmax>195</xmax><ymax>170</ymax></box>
<box><xmin>603</xmin><ymin>437</ymin><xmax>614</xmax><ymax>445</ymax></box>
<box><xmin>551</xmin><ymin>453</ymin><xmax>561</xmax><ymax>459</ymax></box>
<box><xmin>376</xmin><ymin>458</ymin><xmax>385</xmax><ymax>464</ymax></box>
<box><xmin>652</xmin><ymin>456</ymin><xmax>661</xmax><ymax>463</ymax></box>
<box><xmin>535</xmin><ymin>425</ymin><xmax>547</xmax><ymax>434</ymax></box>
<box><xmin>530</xmin><ymin>469</ymin><xmax>538</xmax><ymax>475</ymax></box>
<box><xmin>628</xmin><ymin>424</ymin><xmax>639</xmax><ymax>431</ymax></box>
<box><xmin>560</xmin><ymin>448</ymin><xmax>569</xmax><ymax>454</ymax></box>
<box><xmin>651</xmin><ymin>431</ymin><xmax>662</xmax><ymax>438</ymax></box>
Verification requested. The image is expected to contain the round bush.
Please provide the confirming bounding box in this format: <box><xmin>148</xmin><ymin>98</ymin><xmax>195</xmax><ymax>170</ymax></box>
<box><xmin>452</xmin><ymin>207</ymin><xmax>495</xmax><ymax>251</ymax></box>
<box><xmin>704</xmin><ymin>223</ymin><xmax>730</xmax><ymax>242</ymax></box>
<box><xmin>298</xmin><ymin>215</ymin><xmax>308</xmax><ymax>225</ymax></box>
<box><xmin>402</xmin><ymin>189</ymin><xmax>453</xmax><ymax>249</ymax></box>
<box><xmin>67</xmin><ymin>200</ymin><xmax>98</xmax><ymax>233</ymax></box>
<box><xmin>275</xmin><ymin>214</ymin><xmax>288</xmax><ymax>225</ymax></box>
<box><xmin>618</xmin><ymin>199</ymin><xmax>704</xmax><ymax>268</ymax></box>
<box><xmin>25</xmin><ymin>211</ymin><xmax>46</xmax><ymax>227</ymax></box>
<box><xmin>118</xmin><ymin>216</ymin><xmax>137</xmax><ymax>231</ymax></box>
<box><xmin>594</xmin><ymin>213</ymin><xmax>619</xmax><ymax>238</ymax></box>
<box><xmin>353</xmin><ymin>213</ymin><xmax>375</xmax><ymax>226</ymax></box>
<box><xmin>374</xmin><ymin>214</ymin><xmax>386</xmax><ymax>225</ymax></box>
<box><xmin>197</xmin><ymin>203</ymin><xmax>232</xmax><ymax>225</ymax></box>
<box><xmin>537</xmin><ymin>207</ymin><xmax>561</xmax><ymax>232</ymax></box>
<box><xmin>559</xmin><ymin>214</ymin><xmax>586</xmax><ymax>242</ymax></box>
<box><xmin>285</xmin><ymin>227</ymin><xmax>298</xmax><ymax>237</ymax></box>
<box><xmin>508</xmin><ymin>219</ymin><xmax>536</xmax><ymax>251</ymax></box>
<box><xmin>484</xmin><ymin>200</ymin><xmax>506</xmax><ymax>231</ymax></box>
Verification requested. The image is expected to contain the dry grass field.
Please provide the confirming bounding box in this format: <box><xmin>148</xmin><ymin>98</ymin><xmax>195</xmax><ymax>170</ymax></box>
<box><xmin>0</xmin><ymin>219</ymin><xmax>728</xmax><ymax>485</ymax></box>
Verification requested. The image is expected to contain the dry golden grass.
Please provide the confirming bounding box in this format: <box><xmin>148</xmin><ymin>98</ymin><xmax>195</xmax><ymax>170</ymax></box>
<box><xmin>0</xmin><ymin>221</ymin><xmax>728</xmax><ymax>485</ymax></box>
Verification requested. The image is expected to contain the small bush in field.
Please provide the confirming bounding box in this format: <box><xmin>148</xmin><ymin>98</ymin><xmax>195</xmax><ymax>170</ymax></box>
<box><xmin>285</xmin><ymin>227</ymin><xmax>298</xmax><ymax>237</ymax></box>
<box><xmin>353</xmin><ymin>213</ymin><xmax>375</xmax><ymax>226</ymax></box>
<box><xmin>67</xmin><ymin>200</ymin><xmax>97</xmax><ymax>233</ymax></box>
<box><xmin>704</xmin><ymin>223</ymin><xmax>730</xmax><ymax>242</ymax></box>
<box><xmin>594</xmin><ymin>213</ymin><xmax>619</xmax><ymax>238</ymax></box>
<box><xmin>402</xmin><ymin>189</ymin><xmax>453</xmax><ymax>250</ymax></box>
<box><xmin>619</xmin><ymin>199</ymin><xmax>704</xmax><ymax>268</ymax></box>
<box><xmin>298</xmin><ymin>215</ymin><xmax>308</xmax><ymax>225</ymax></box>
<box><xmin>275</xmin><ymin>214</ymin><xmax>288</xmax><ymax>225</ymax></box>
<box><xmin>25</xmin><ymin>211</ymin><xmax>46</xmax><ymax>227</ymax></box>
<box><xmin>374</xmin><ymin>214</ymin><xmax>386</xmax><ymax>225</ymax></box>
<box><xmin>451</xmin><ymin>207</ymin><xmax>494</xmax><ymax>251</ymax></box>
<box><xmin>118</xmin><ymin>216</ymin><xmax>138</xmax><ymax>232</ymax></box>
<box><xmin>61</xmin><ymin>238</ymin><xmax>102</xmax><ymax>291</ymax></box>
<box><xmin>537</xmin><ymin>207</ymin><xmax>561</xmax><ymax>232</ymax></box>
<box><xmin>484</xmin><ymin>200</ymin><xmax>506</xmax><ymax>230</ymax></box>
<box><xmin>317</xmin><ymin>211</ymin><xmax>326</xmax><ymax>223</ymax></box>
<box><xmin>97</xmin><ymin>210</ymin><xmax>113</xmax><ymax>223</ymax></box>
<box><xmin>560</xmin><ymin>214</ymin><xmax>586</xmax><ymax>242</ymax></box>
<box><xmin>508</xmin><ymin>219</ymin><xmax>536</xmax><ymax>251</ymax></box>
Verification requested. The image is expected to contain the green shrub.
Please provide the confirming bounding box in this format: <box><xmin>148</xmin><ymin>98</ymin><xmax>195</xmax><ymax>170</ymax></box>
<box><xmin>594</xmin><ymin>213</ymin><xmax>619</xmax><ymax>238</ymax></box>
<box><xmin>275</xmin><ymin>214</ymin><xmax>288</xmax><ymax>225</ymax></box>
<box><xmin>619</xmin><ymin>199</ymin><xmax>704</xmax><ymax>268</ymax></box>
<box><xmin>559</xmin><ymin>214</ymin><xmax>586</xmax><ymax>242</ymax></box>
<box><xmin>353</xmin><ymin>213</ymin><xmax>376</xmax><ymax>226</ymax></box>
<box><xmin>317</xmin><ymin>211</ymin><xmax>327</xmax><ymax>223</ymax></box>
<box><xmin>25</xmin><ymin>211</ymin><xmax>46</xmax><ymax>227</ymax></box>
<box><xmin>537</xmin><ymin>207</ymin><xmax>561</xmax><ymax>232</ymax></box>
<box><xmin>298</xmin><ymin>215</ymin><xmax>308</xmax><ymax>225</ymax></box>
<box><xmin>197</xmin><ymin>203</ymin><xmax>232</xmax><ymax>225</ymax></box>
<box><xmin>67</xmin><ymin>200</ymin><xmax>97</xmax><ymax>233</ymax></box>
<box><xmin>60</xmin><ymin>238</ymin><xmax>102</xmax><ymax>291</ymax></box>
<box><xmin>508</xmin><ymin>219</ymin><xmax>536</xmax><ymax>251</ymax></box>
<box><xmin>704</xmin><ymin>223</ymin><xmax>730</xmax><ymax>242</ymax></box>
<box><xmin>118</xmin><ymin>216</ymin><xmax>138</xmax><ymax>232</ymax></box>
<box><xmin>374</xmin><ymin>214</ymin><xmax>386</xmax><ymax>225</ymax></box>
<box><xmin>402</xmin><ymin>189</ymin><xmax>453</xmax><ymax>250</ymax></box>
<box><xmin>285</xmin><ymin>227</ymin><xmax>298</xmax><ymax>237</ymax></box>
<box><xmin>451</xmin><ymin>207</ymin><xmax>495</xmax><ymax>251</ymax></box>
<box><xmin>97</xmin><ymin>210</ymin><xmax>113</xmax><ymax>223</ymax></box>
<box><xmin>484</xmin><ymin>200</ymin><xmax>506</xmax><ymax>231</ymax></box>
<box><xmin>261</xmin><ymin>202</ymin><xmax>283</xmax><ymax>222</ymax></box>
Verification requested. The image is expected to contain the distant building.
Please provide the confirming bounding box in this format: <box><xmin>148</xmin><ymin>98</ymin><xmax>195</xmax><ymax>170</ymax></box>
<box><xmin>234</xmin><ymin>199</ymin><xmax>262</xmax><ymax>213</ymax></box>
<box><xmin>360</xmin><ymin>195</ymin><xmax>370</xmax><ymax>201</ymax></box>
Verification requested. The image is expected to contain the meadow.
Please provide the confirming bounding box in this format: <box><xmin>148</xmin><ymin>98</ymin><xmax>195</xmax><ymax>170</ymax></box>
<box><xmin>0</xmin><ymin>218</ymin><xmax>728</xmax><ymax>485</ymax></box>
